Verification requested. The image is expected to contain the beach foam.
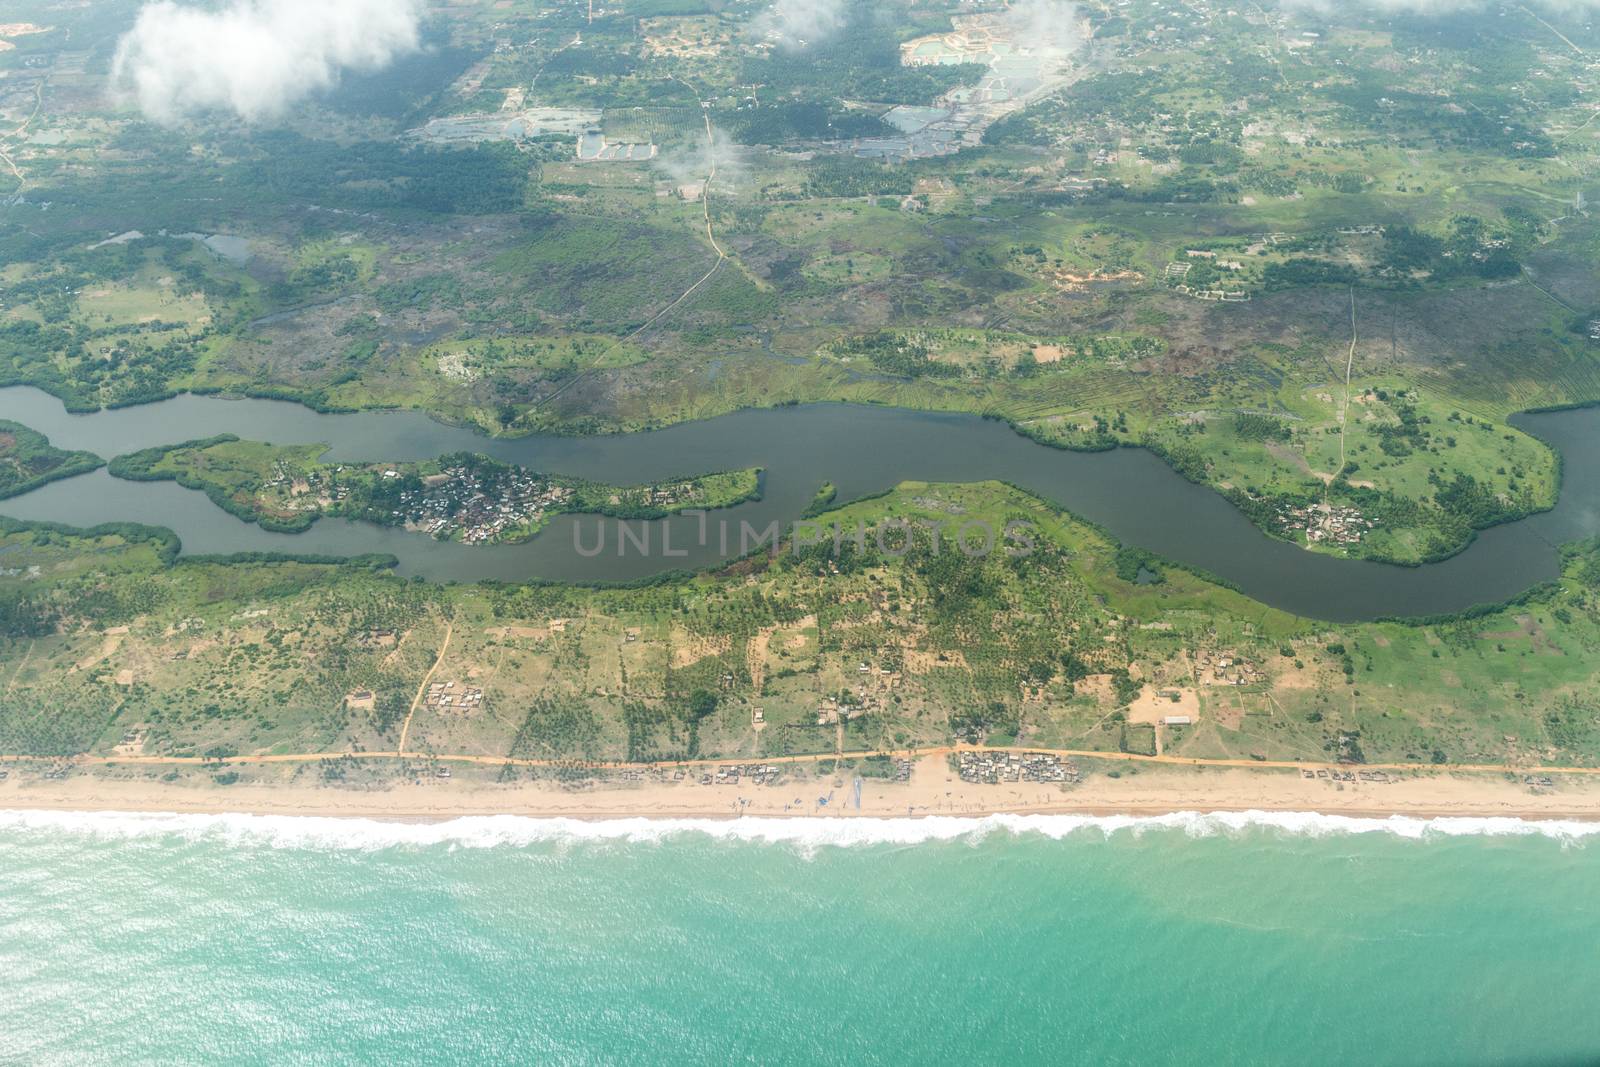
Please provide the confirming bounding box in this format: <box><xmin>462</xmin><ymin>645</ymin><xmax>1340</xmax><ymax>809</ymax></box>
<box><xmin>1</xmin><ymin>808</ymin><xmax>1597</xmax><ymax>850</ymax></box>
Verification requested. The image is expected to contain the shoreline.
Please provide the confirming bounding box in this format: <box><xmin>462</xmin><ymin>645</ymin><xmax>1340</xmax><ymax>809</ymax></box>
<box><xmin>6</xmin><ymin>758</ymin><xmax>1600</xmax><ymax>827</ymax></box>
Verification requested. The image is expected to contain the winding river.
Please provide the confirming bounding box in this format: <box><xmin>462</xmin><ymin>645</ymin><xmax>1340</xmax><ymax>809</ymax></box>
<box><xmin>0</xmin><ymin>385</ymin><xmax>1595</xmax><ymax>622</ymax></box>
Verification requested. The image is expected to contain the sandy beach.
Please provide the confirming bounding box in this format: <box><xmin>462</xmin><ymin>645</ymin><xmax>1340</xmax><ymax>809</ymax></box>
<box><xmin>3</xmin><ymin>755</ymin><xmax>1599</xmax><ymax>823</ymax></box>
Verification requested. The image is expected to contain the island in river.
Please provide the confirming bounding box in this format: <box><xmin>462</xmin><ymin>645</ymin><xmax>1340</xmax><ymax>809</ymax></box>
<box><xmin>109</xmin><ymin>434</ymin><xmax>761</xmax><ymax>543</ymax></box>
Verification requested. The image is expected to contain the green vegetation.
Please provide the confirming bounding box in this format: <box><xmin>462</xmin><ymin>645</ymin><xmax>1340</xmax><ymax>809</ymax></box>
<box><xmin>1027</xmin><ymin>379</ymin><xmax>1561</xmax><ymax>565</ymax></box>
<box><xmin>803</xmin><ymin>482</ymin><xmax>838</xmax><ymax>518</ymax></box>
<box><xmin>0</xmin><ymin>421</ymin><xmax>101</xmax><ymax>499</ymax></box>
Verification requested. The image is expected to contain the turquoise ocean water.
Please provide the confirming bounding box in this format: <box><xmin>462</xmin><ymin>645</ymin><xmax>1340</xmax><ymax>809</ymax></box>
<box><xmin>2</xmin><ymin>810</ymin><xmax>1598</xmax><ymax>1065</ymax></box>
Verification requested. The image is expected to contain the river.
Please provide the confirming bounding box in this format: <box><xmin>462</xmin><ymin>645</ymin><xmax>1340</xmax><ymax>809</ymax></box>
<box><xmin>0</xmin><ymin>386</ymin><xmax>1594</xmax><ymax>622</ymax></box>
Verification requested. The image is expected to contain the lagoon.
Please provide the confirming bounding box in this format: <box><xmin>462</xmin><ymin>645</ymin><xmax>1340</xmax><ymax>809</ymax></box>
<box><xmin>0</xmin><ymin>386</ymin><xmax>1594</xmax><ymax>621</ymax></box>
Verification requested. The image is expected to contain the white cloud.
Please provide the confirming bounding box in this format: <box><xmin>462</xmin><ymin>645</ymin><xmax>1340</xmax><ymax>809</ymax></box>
<box><xmin>752</xmin><ymin>0</ymin><xmax>849</xmax><ymax>51</ymax></box>
<box><xmin>1003</xmin><ymin>0</ymin><xmax>1085</xmax><ymax>57</ymax></box>
<box><xmin>655</xmin><ymin>126</ymin><xmax>749</xmax><ymax>192</ymax></box>
<box><xmin>111</xmin><ymin>0</ymin><xmax>424</xmax><ymax>124</ymax></box>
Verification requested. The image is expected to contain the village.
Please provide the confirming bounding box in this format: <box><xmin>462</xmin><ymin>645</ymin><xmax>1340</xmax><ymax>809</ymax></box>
<box><xmin>1274</xmin><ymin>500</ymin><xmax>1374</xmax><ymax>547</ymax></box>
<box><xmin>812</xmin><ymin>662</ymin><xmax>903</xmax><ymax>726</ymax></box>
<box><xmin>696</xmin><ymin>763</ymin><xmax>784</xmax><ymax>787</ymax></box>
<box><xmin>957</xmin><ymin>750</ymin><xmax>1081</xmax><ymax>785</ymax></box>
<box><xmin>1194</xmin><ymin>649</ymin><xmax>1262</xmax><ymax>687</ymax></box>
<box><xmin>426</xmin><ymin>679</ymin><xmax>486</xmax><ymax>714</ymax></box>
<box><xmin>1300</xmin><ymin>767</ymin><xmax>1395</xmax><ymax>784</ymax></box>
<box><xmin>387</xmin><ymin>462</ymin><xmax>576</xmax><ymax>544</ymax></box>
<box><xmin>1164</xmin><ymin>249</ymin><xmax>1253</xmax><ymax>301</ymax></box>
<box><xmin>381</xmin><ymin>461</ymin><xmax>735</xmax><ymax>545</ymax></box>
<box><xmin>260</xmin><ymin>459</ymin><xmax>351</xmax><ymax>512</ymax></box>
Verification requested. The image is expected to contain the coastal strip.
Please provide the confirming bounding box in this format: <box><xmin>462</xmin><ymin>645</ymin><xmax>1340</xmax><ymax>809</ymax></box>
<box><xmin>5</xmin><ymin>752</ymin><xmax>1600</xmax><ymax>825</ymax></box>
<box><xmin>4</xmin><ymin>743</ymin><xmax>1598</xmax><ymax>778</ymax></box>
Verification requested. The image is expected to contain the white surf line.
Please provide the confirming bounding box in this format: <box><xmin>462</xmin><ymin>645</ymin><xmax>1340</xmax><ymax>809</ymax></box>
<box><xmin>5</xmin><ymin>809</ymin><xmax>1600</xmax><ymax>847</ymax></box>
<box><xmin>534</xmin><ymin>84</ymin><xmax>726</xmax><ymax>410</ymax></box>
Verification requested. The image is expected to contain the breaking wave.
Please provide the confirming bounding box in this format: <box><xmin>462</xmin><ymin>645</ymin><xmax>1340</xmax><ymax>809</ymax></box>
<box><xmin>0</xmin><ymin>808</ymin><xmax>1596</xmax><ymax>850</ymax></box>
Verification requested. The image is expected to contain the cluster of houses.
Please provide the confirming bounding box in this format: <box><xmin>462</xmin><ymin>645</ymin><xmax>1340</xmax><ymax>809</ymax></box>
<box><xmin>1301</xmin><ymin>768</ymin><xmax>1393</xmax><ymax>783</ymax></box>
<box><xmin>1246</xmin><ymin>232</ymin><xmax>1294</xmax><ymax>249</ymax></box>
<box><xmin>1274</xmin><ymin>500</ymin><xmax>1373</xmax><ymax>546</ymax></box>
<box><xmin>1184</xmin><ymin>249</ymin><xmax>1245</xmax><ymax>270</ymax></box>
<box><xmin>1195</xmin><ymin>650</ymin><xmax>1261</xmax><ymax>687</ymax></box>
<box><xmin>816</xmin><ymin>700</ymin><xmax>855</xmax><ymax>726</ymax></box>
<box><xmin>619</xmin><ymin>480</ymin><xmax>716</xmax><ymax>511</ymax></box>
<box><xmin>700</xmin><ymin>764</ymin><xmax>783</xmax><ymax>786</ymax></box>
<box><xmin>427</xmin><ymin>680</ymin><xmax>485</xmax><ymax>714</ymax></box>
<box><xmin>808</xmin><ymin>666</ymin><xmax>901</xmax><ymax>725</ymax></box>
<box><xmin>260</xmin><ymin>460</ymin><xmax>349</xmax><ymax>511</ymax></box>
<box><xmin>957</xmin><ymin>751</ymin><xmax>1080</xmax><ymax>785</ymax></box>
<box><xmin>1173</xmin><ymin>285</ymin><xmax>1252</xmax><ymax>302</ymax></box>
<box><xmin>816</xmin><ymin>688</ymin><xmax>891</xmax><ymax>725</ymax></box>
<box><xmin>1164</xmin><ymin>259</ymin><xmax>1251</xmax><ymax>302</ymax></box>
<box><xmin>390</xmin><ymin>464</ymin><xmax>575</xmax><ymax>544</ymax></box>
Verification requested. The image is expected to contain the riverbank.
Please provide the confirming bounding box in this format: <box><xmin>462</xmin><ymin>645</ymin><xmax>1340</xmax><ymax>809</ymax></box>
<box><xmin>4</xmin><ymin>757</ymin><xmax>1599</xmax><ymax>824</ymax></box>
